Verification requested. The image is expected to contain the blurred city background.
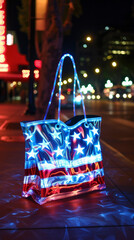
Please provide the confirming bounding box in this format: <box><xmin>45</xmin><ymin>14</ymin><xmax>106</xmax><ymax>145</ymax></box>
<box><xmin>0</xmin><ymin>0</ymin><xmax>134</xmax><ymax>107</ymax></box>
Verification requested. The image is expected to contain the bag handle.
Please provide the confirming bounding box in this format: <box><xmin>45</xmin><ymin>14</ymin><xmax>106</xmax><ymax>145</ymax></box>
<box><xmin>44</xmin><ymin>54</ymin><xmax>87</xmax><ymax>122</ymax></box>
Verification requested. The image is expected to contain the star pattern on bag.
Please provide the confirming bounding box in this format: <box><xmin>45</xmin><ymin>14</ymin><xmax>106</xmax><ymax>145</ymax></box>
<box><xmin>65</xmin><ymin>137</ymin><xmax>71</xmax><ymax>149</ymax></box>
<box><xmin>83</xmin><ymin>134</ymin><xmax>93</xmax><ymax>145</ymax></box>
<box><xmin>74</xmin><ymin>144</ymin><xmax>84</xmax><ymax>155</ymax></box>
<box><xmin>91</xmin><ymin>127</ymin><xmax>99</xmax><ymax>135</ymax></box>
<box><xmin>27</xmin><ymin>149</ymin><xmax>36</xmax><ymax>159</ymax></box>
<box><xmin>25</xmin><ymin>123</ymin><xmax>100</xmax><ymax>161</ymax></box>
<box><xmin>39</xmin><ymin>140</ymin><xmax>50</xmax><ymax>150</ymax></box>
<box><xmin>95</xmin><ymin>142</ymin><xmax>101</xmax><ymax>151</ymax></box>
<box><xmin>51</xmin><ymin>128</ymin><xmax>61</xmax><ymax>140</ymax></box>
<box><xmin>54</xmin><ymin>146</ymin><xmax>64</xmax><ymax>157</ymax></box>
<box><xmin>71</xmin><ymin>132</ymin><xmax>81</xmax><ymax>141</ymax></box>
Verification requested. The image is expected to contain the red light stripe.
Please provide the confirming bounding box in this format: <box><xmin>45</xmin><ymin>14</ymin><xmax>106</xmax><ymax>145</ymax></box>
<box><xmin>23</xmin><ymin>175</ymin><xmax>105</xmax><ymax>198</ymax></box>
<box><xmin>24</xmin><ymin>160</ymin><xmax>104</xmax><ymax>178</ymax></box>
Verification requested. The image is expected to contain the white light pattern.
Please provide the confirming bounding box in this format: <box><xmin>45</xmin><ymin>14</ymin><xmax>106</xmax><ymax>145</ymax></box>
<box><xmin>74</xmin><ymin>144</ymin><xmax>84</xmax><ymax>155</ymax></box>
<box><xmin>37</xmin><ymin>154</ymin><xmax>102</xmax><ymax>171</ymax></box>
<box><xmin>84</xmin><ymin>134</ymin><xmax>93</xmax><ymax>145</ymax></box>
<box><xmin>27</xmin><ymin>149</ymin><xmax>36</xmax><ymax>159</ymax></box>
<box><xmin>24</xmin><ymin>132</ymin><xmax>34</xmax><ymax>141</ymax></box>
<box><xmin>39</xmin><ymin>168</ymin><xmax>104</xmax><ymax>189</ymax></box>
<box><xmin>122</xmin><ymin>77</ymin><xmax>133</xmax><ymax>87</ymax></box>
<box><xmin>54</xmin><ymin>146</ymin><xmax>64</xmax><ymax>157</ymax></box>
<box><xmin>105</xmin><ymin>80</ymin><xmax>113</xmax><ymax>88</ymax></box>
<box><xmin>91</xmin><ymin>127</ymin><xmax>98</xmax><ymax>135</ymax></box>
<box><xmin>51</xmin><ymin>128</ymin><xmax>61</xmax><ymax>139</ymax></box>
<box><xmin>65</xmin><ymin>138</ymin><xmax>71</xmax><ymax>148</ymax></box>
<box><xmin>39</xmin><ymin>140</ymin><xmax>50</xmax><ymax>150</ymax></box>
<box><xmin>71</xmin><ymin>132</ymin><xmax>81</xmax><ymax>141</ymax></box>
<box><xmin>95</xmin><ymin>142</ymin><xmax>101</xmax><ymax>151</ymax></box>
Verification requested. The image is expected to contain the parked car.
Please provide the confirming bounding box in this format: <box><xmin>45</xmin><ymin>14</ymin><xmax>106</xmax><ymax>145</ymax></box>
<box><xmin>108</xmin><ymin>85</ymin><xmax>132</xmax><ymax>100</ymax></box>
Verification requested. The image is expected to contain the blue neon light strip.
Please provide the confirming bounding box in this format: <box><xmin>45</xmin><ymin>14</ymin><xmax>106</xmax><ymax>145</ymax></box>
<box><xmin>20</xmin><ymin>117</ymin><xmax>102</xmax><ymax>129</ymax></box>
<box><xmin>23</xmin><ymin>168</ymin><xmax>104</xmax><ymax>188</ymax></box>
<box><xmin>43</xmin><ymin>54</ymin><xmax>87</xmax><ymax>121</ymax></box>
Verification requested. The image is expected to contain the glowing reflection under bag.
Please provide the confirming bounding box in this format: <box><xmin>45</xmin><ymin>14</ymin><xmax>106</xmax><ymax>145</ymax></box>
<box><xmin>20</xmin><ymin>54</ymin><xmax>106</xmax><ymax>205</ymax></box>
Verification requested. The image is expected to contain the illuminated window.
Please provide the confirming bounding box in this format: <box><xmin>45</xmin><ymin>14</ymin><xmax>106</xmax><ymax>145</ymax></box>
<box><xmin>107</xmin><ymin>55</ymin><xmax>112</xmax><ymax>60</ymax></box>
<box><xmin>121</xmin><ymin>51</ymin><xmax>125</xmax><ymax>54</ymax></box>
<box><xmin>115</xmin><ymin>41</ymin><xmax>119</xmax><ymax>44</ymax></box>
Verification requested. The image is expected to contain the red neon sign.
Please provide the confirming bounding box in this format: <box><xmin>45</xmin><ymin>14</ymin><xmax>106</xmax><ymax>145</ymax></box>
<box><xmin>34</xmin><ymin>59</ymin><xmax>42</xmax><ymax>69</ymax></box>
<box><xmin>22</xmin><ymin>69</ymin><xmax>40</xmax><ymax>79</ymax></box>
<box><xmin>0</xmin><ymin>1</ymin><xmax>4</xmax><ymax>9</ymax></box>
<box><xmin>0</xmin><ymin>0</ymin><xmax>9</xmax><ymax>72</ymax></box>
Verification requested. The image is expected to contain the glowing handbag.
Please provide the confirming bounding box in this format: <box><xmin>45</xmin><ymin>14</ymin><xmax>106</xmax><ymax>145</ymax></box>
<box><xmin>20</xmin><ymin>54</ymin><xmax>106</xmax><ymax>205</ymax></box>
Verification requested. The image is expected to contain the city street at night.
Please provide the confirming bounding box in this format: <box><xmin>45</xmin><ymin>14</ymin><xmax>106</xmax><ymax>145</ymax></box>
<box><xmin>1</xmin><ymin>0</ymin><xmax>134</xmax><ymax>239</ymax></box>
<box><xmin>86</xmin><ymin>100</ymin><xmax>134</xmax><ymax>163</ymax></box>
<box><xmin>0</xmin><ymin>100</ymin><xmax>134</xmax><ymax>239</ymax></box>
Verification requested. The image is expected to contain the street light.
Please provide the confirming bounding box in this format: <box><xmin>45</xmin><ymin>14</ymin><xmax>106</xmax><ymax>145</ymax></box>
<box><xmin>105</xmin><ymin>26</ymin><xmax>109</xmax><ymax>31</ymax></box>
<box><xmin>122</xmin><ymin>77</ymin><xmax>133</xmax><ymax>86</ymax></box>
<box><xmin>105</xmin><ymin>80</ymin><xmax>113</xmax><ymax>88</ymax></box>
<box><xmin>94</xmin><ymin>67</ymin><xmax>101</xmax><ymax>94</ymax></box>
<box><xmin>63</xmin><ymin>80</ymin><xmax>67</xmax><ymax>85</ymax></box>
<box><xmin>83</xmin><ymin>72</ymin><xmax>88</xmax><ymax>78</ymax></box>
<box><xmin>111</xmin><ymin>61</ymin><xmax>117</xmax><ymax>67</ymax></box>
<box><xmin>83</xmin><ymin>44</ymin><xmax>87</xmax><ymax>48</ymax></box>
<box><xmin>86</xmin><ymin>36</ymin><xmax>92</xmax><ymax>42</ymax></box>
<box><xmin>125</xmin><ymin>76</ymin><xmax>129</xmax><ymax>81</ymax></box>
<box><xmin>68</xmin><ymin>78</ymin><xmax>72</xmax><ymax>83</ymax></box>
<box><xmin>94</xmin><ymin>67</ymin><xmax>100</xmax><ymax>74</ymax></box>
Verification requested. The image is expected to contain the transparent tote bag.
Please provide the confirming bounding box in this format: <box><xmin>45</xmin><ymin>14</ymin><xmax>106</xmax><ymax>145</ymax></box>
<box><xmin>20</xmin><ymin>54</ymin><xmax>106</xmax><ymax>205</ymax></box>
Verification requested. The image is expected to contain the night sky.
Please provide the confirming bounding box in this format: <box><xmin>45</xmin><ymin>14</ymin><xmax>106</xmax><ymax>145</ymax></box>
<box><xmin>6</xmin><ymin>0</ymin><xmax>134</xmax><ymax>54</ymax></box>
<box><xmin>76</xmin><ymin>0</ymin><xmax>133</xmax><ymax>31</ymax></box>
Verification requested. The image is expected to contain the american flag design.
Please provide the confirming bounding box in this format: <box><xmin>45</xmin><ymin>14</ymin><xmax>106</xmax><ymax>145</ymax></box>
<box><xmin>20</xmin><ymin>115</ymin><xmax>106</xmax><ymax>205</ymax></box>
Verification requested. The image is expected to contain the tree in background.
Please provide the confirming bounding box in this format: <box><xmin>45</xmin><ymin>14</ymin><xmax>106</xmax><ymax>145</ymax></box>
<box><xmin>18</xmin><ymin>0</ymin><xmax>82</xmax><ymax>118</ymax></box>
